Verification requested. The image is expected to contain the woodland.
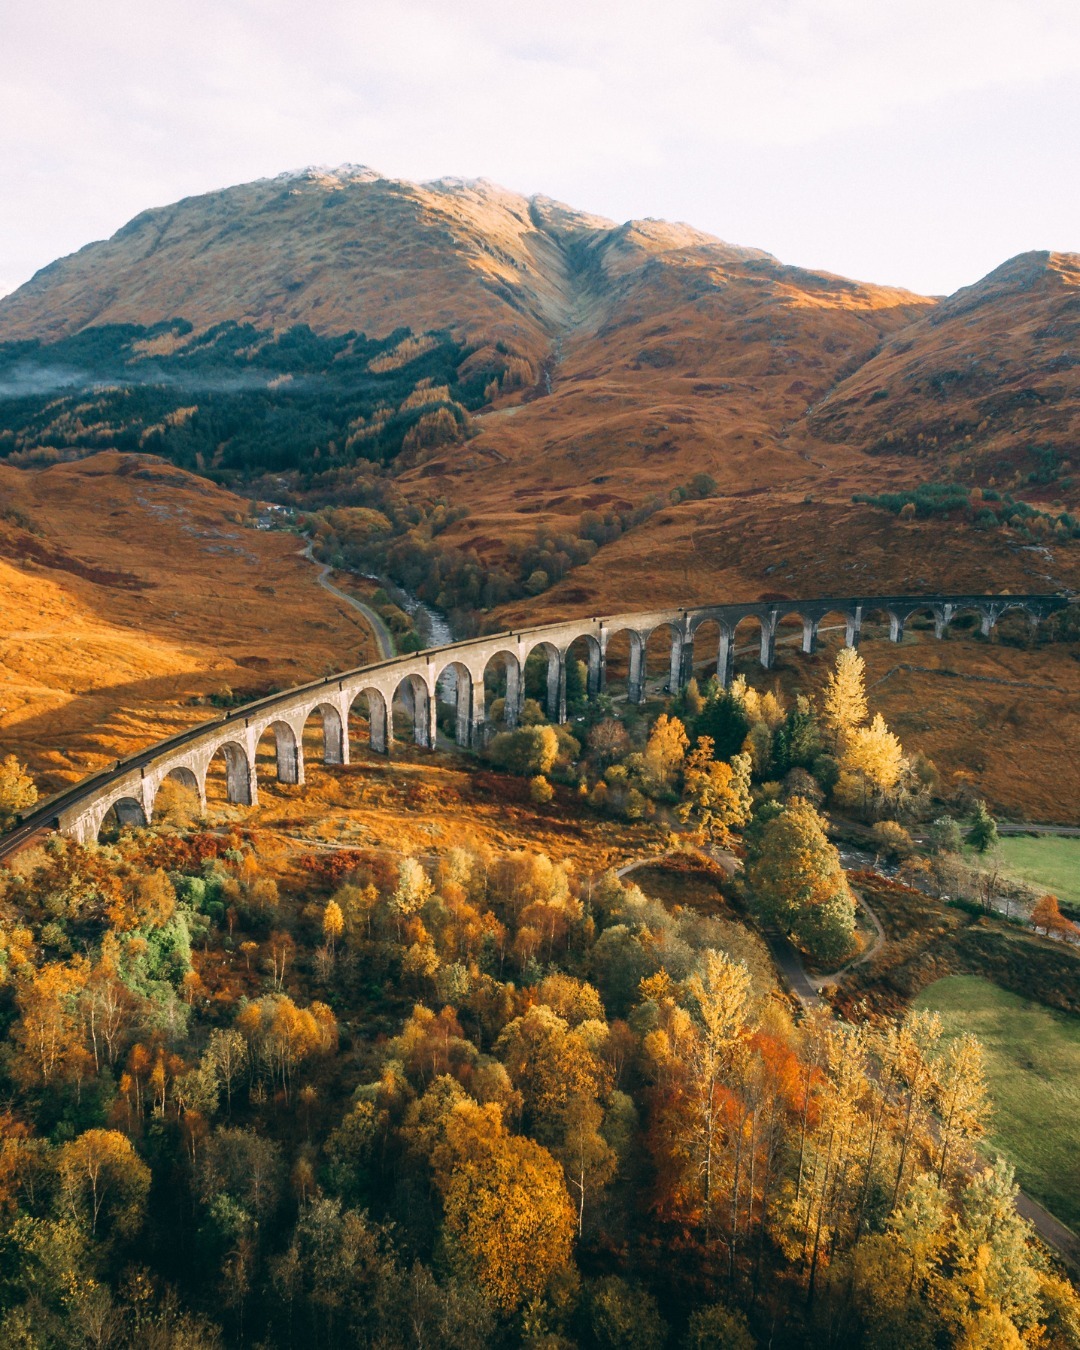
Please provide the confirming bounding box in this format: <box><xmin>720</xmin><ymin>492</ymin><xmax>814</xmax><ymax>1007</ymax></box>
<box><xmin>0</xmin><ymin>644</ymin><xmax>1077</xmax><ymax>1350</ymax></box>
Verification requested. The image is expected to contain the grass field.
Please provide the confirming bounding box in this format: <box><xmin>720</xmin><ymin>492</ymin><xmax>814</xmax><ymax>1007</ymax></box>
<box><xmin>996</xmin><ymin>835</ymin><xmax>1080</xmax><ymax>907</ymax></box>
<box><xmin>913</xmin><ymin>975</ymin><xmax>1080</xmax><ymax>1232</ymax></box>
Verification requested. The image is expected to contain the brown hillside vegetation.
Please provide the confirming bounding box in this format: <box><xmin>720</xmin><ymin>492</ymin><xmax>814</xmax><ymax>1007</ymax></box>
<box><xmin>0</xmin><ymin>453</ymin><xmax>374</xmax><ymax>791</ymax></box>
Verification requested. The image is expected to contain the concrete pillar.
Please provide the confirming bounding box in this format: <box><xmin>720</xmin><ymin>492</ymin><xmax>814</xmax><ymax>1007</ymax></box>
<box><xmin>455</xmin><ymin>671</ymin><xmax>472</xmax><ymax>747</ymax></box>
<box><xmin>275</xmin><ymin>727</ymin><xmax>303</xmax><ymax>785</ymax></box>
<box><xmin>679</xmin><ymin>632</ymin><xmax>696</xmax><ymax>687</ymax></box>
<box><xmin>586</xmin><ymin>643</ymin><xmax>603</xmax><ymax>698</ymax></box>
<box><xmin>845</xmin><ymin>606</ymin><xmax>863</xmax><ymax>649</ymax></box>
<box><xmin>504</xmin><ymin>661</ymin><xmax>521</xmax><ymax>728</ymax></box>
<box><xmin>422</xmin><ymin>683</ymin><xmax>438</xmax><ymax>749</ymax></box>
<box><xmin>628</xmin><ymin>637</ymin><xmax>645</xmax><ymax>704</ymax></box>
<box><xmin>469</xmin><ymin>678</ymin><xmax>487</xmax><ymax>748</ymax></box>
<box><xmin>759</xmin><ymin>614</ymin><xmax>777</xmax><ymax>670</ymax></box>
<box><xmin>668</xmin><ymin>633</ymin><xmax>684</xmax><ymax>693</ymax></box>
<box><xmin>980</xmin><ymin>608</ymin><xmax>997</xmax><ymax>638</ymax></box>
<box><xmin>717</xmin><ymin>628</ymin><xmax>734</xmax><ymax>687</ymax></box>
<box><xmin>934</xmin><ymin>604</ymin><xmax>952</xmax><ymax>640</ymax></box>
<box><xmin>888</xmin><ymin>613</ymin><xmax>905</xmax><ymax>644</ymax></box>
<box><xmin>802</xmin><ymin>620</ymin><xmax>817</xmax><ymax>654</ymax></box>
<box><xmin>546</xmin><ymin>650</ymin><xmax>561</xmax><ymax>721</ymax></box>
<box><xmin>597</xmin><ymin>626</ymin><xmax>609</xmax><ymax>691</ymax></box>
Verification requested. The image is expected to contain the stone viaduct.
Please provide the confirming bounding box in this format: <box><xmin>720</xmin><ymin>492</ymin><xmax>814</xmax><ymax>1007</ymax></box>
<box><xmin>0</xmin><ymin>592</ymin><xmax>1067</xmax><ymax>854</ymax></box>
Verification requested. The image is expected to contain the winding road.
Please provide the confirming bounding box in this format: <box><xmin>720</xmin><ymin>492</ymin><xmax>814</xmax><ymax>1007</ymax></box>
<box><xmin>300</xmin><ymin>541</ymin><xmax>396</xmax><ymax>660</ymax></box>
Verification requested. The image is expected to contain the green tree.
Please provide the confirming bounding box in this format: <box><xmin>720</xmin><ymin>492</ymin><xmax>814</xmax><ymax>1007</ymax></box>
<box><xmin>746</xmin><ymin>798</ymin><xmax>856</xmax><ymax>964</ymax></box>
<box><xmin>694</xmin><ymin>687</ymin><xmax>751</xmax><ymax>762</ymax></box>
<box><xmin>489</xmin><ymin>725</ymin><xmax>559</xmax><ymax>776</ymax></box>
<box><xmin>966</xmin><ymin>801</ymin><xmax>999</xmax><ymax>853</ymax></box>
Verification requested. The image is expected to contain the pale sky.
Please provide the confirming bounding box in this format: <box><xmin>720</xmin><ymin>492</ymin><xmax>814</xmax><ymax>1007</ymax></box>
<box><xmin>2</xmin><ymin>0</ymin><xmax>1079</xmax><ymax>300</ymax></box>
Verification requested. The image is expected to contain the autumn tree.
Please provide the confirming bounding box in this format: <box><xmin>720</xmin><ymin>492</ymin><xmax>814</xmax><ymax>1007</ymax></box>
<box><xmin>0</xmin><ymin>755</ymin><xmax>37</xmax><ymax>831</ymax></box>
<box><xmin>1031</xmin><ymin>894</ymin><xmax>1080</xmax><ymax>941</ymax></box>
<box><xmin>835</xmin><ymin>713</ymin><xmax>906</xmax><ymax>815</ymax></box>
<box><xmin>57</xmin><ymin>1129</ymin><xmax>150</xmax><ymax>1238</ymax></box>
<box><xmin>322</xmin><ymin>899</ymin><xmax>344</xmax><ymax>956</ymax></box>
<box><xmin>747</xmin><ymin>798</ymin><xmax>856</xmax><ymax>964</ymax></box>
<box><xmin>678</xmin><ymin>740</ymin><xmax>752</xmax><ymax>843</ymax></box>
<box><xmin>641</xmin><ymin>714</ymin><xmax>689</xmax><ymax>793</ymax></box>
<box><xmin>822</xmin><ymin>647</ymin><xmax>868</xmax><ymax>752</ymax></box>
<box><xmin>432</xmin><ymin>1098</ymin><xmax>575</xmax><ymax>1313</ymax></box>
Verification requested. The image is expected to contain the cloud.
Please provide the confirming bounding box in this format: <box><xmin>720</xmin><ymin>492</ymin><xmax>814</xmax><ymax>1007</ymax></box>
<box><xmin>1</xmin><ymin>0</ymin><xmax>1078</xmax><ymax>297</ymax></box>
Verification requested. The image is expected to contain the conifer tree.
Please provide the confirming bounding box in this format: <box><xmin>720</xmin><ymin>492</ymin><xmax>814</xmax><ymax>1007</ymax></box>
<box><xmin>822</xmin><ymin>648</ymin><xmax>868</xmax><ymax>751</ymax></box>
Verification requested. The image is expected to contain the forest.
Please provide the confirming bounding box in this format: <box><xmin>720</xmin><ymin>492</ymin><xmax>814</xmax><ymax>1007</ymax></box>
<box><xmin>0</xmin><ymin>647</ymin><xmax>1077</xmax><ymax>1349</ymax></box>
<box><xmin>0</xmin><ymin>320</ymin><xmax>497</xmax><ymax>480</ymax></box>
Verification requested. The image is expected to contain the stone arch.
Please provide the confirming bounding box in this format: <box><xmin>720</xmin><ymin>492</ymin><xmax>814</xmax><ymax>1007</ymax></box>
<box><xmin>206</xmin><ymin>740</ymin><xmax>256</xmax><ymax>807</ymax></box>
<box><xmin>349</xmin><ymin>686</ymin><xmax>390</xmax><ymax>755</ymax></box>
<box><xmin>563</xmin><ymin>632</ymin><xmax>603</xmax><ymax>717</ymax></box>
<box><xmin>602</xmin><ymin>626</ymin><xmax>645</xmax><ymax>702</ymax></box>
<box><xmin>687</xmin><ymin>617</ymin><xmax>722</xmax><ymax>686</ymax></box>
<box><xmin>434</xmin><ymin>659</ymin><xmax>481</xmax><ymax>747</ymax></box>
<box><xmin>97</xmin><ymin>794</ymin><xmax>148</xmax><ymax>840</ymax></box>
<box><xmin>641</xmin><ymin>620</ymin><xmax>681</xmax><ymax>693</ymax></box>
<box><xmin>522</xmin><ymin>639</ymin><xmax>562</xmax><ymax>721</ymax></box>
<box><xmin>392</xmin><ymin>672</ymin><xmax>435</xmax><ymax>748</ymax></box>
<box><xmin>151</xmin><ymin>766</ymin><xmax>204</xmax><ymax>823</ymax></box>
<box><xmin>482</xmin><ymin>649</ymin><xmax>522</xmax><ymax>730</ymax></box>
<box><xmin>729</xmin><ymin>613</ymin><xmax>769</xmax><ymax>677</ymax></box>
<box><xmin>256</xmin><ymin>719</ymin><xmax>303</xmax><ymax>785</ymax></box>
<box><xmin>304</xmin><ymin>702</ymin><xmax>347</xmax><ymax>766</ymax></box>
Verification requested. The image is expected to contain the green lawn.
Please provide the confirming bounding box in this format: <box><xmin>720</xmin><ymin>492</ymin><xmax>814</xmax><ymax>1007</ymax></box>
<box><xmin>997</xmin><ymin>834</ymin><xmax>1080</xmax><ymax>907</ymax></box>
<box><xmin>913</xmin><ymin>975</ymin><xmax>1080</xmax><ymax>1232</ymax></box>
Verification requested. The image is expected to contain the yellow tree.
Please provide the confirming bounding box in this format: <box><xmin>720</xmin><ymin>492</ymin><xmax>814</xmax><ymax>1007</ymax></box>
<box><xmin>0</xmin><ymin>755</ymin><xmax>37</xmax><ymax>831</ymax></box>
<box><xmin>836</xmin><ymin>713</ymin><xmax>906</xmax><ymax>813</ymax></box>
<box><xmin>433</xmin><ymin>1098</ymin><xmax>575</xmax><ymax>1313</ymax></box>
<box><xmin>641</xmin><ymin>714</ymin><xmax>689</xmax><ymax>792</ymax></box>
<box><xmin>322</xmin><ymin>899</ymin><xmax>344</xmax><ymax>957</ymax></box>
<box><xmin>682</xmin><ymin>949</ymin><xmax>752</xmax><ymax>1240</ymax></box>
<box><xmin>822</xmin><ymin>648</ymin><xmax>868</xmax><ymax>752</ymax></box>
<box><xmin>57</xmin><ymin>1129</ymin><xmax>150</xmax><ymax>1237</ymax></box>
<box><xmin>677</xmin><ymin>741</ymin><xmax>752</xmax><ymax>844</ymax></box>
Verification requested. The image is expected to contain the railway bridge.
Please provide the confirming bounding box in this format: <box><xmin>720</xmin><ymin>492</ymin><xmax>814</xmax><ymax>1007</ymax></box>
<box><xmin>0</xmin><ymin>592</ymin><xmax>1066</xmax><ymax>852</ymax></box>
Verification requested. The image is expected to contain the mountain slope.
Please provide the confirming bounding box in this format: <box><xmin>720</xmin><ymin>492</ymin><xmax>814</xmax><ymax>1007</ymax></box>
<box><xmin>0</xmin><ymin>167</ymin><xmax>1076</xmax><ymax>617</ymax></box>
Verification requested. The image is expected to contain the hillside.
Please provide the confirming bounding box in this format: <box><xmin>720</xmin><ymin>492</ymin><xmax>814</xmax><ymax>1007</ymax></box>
<box><xmin>0</xmin><ymin>452</ymin><xmax>375</xmax><ymax>792</ymax></box>
<box><xmin>0</xmin><ymin>167</ymin><xmax>1077</xmax><ymax>621</ymax></box>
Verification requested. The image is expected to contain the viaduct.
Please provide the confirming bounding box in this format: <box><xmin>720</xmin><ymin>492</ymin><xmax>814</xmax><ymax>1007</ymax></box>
<box><xmin>0</xmin><ymin>592</ymin><xmax>1067</xmax><ymax>855</ymax></box>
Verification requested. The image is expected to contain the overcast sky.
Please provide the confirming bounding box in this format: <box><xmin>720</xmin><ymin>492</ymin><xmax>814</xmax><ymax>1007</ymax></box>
<box><xmin>3</xmin><ymin>0</ymin><xmax>1078</xmax><ymax>299</ymax></box>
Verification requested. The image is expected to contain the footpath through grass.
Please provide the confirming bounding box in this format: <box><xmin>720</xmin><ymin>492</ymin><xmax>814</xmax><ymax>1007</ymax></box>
<box><xmin>996</xmin><ymin>834</ymin><xmax>1080</xmax><ymax>907</ymax></box>
<box><xmin>913</xmin><ymin>974</ymin><xmax>1080</xmax><ymax>1232</ymax></box>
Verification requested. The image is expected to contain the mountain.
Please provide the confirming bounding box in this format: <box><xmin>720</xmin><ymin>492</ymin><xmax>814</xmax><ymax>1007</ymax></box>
<box><xmin>0</xmin><ymin>167</ymin><xmax>1077</xmax><ymax>614</ymax></box>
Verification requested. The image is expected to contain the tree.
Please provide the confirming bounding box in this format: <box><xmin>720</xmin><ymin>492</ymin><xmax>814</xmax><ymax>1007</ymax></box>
<box><xmin>773</xmin><ymin>697</ymin><xmax>821</xmax><ymax>775</ymax></box>
<box><xmin>746</xmin><ymin>798</ymin><xmax>856</xmax><ymax>964</ymax></box>
<box><xmin>588</xmin><ymin>1275</ymin><xmax>667</xmax><ymax>1350</ymax></box>
<box><xmin>322</xmin><ymin>899</ymin><xmax>344</xmax><ymax>956</ymax></box>
<box><xmin>683</xmin><ymin>949</ymin><xmax>752</xmax><ymax>1238</ymax></box>
<box><xmin>1031</xmin><ymin>894</ymin><xmax>1080</xmax><ymax>941</ymax></box>
<box><xmin>822</xmin><ymin>647</ymin><xmax>868</xmax><ymax>751</ymax></box>
<box><xmin>929</xmin><ymin>815</ymin><xmax>964</xmax><ymax>855</ymax></box>
<box><xmin>678</xmin><ymin>741</ymin><xmax>752</xmax><ymax>843</ymax></box>
<box><xmin>966</xmin><ymin>801</ymin><xmax>999</xmax><ymax>853</ymax></box>
<box><xmin>489</xmin><ymin>725</ymin><xmax>559</xmax><ymax>776</ymax></box>
<box><xmin>684</xmin><ymin>1302</ymin><xmax>756</xmax><ymax>1350</ymax></box>
<box><xmin>587</xmin><ymin>718</ymin><xmax>630</xmax><ymax>769</ymax></box>
<box><xmin>641</xmin><ymin>714</ymin><xmax>689</xmax><ymax>793</ymax></box>
<box><xmin>57</xmin><ymin>1130</ymin><xmax>150</xmax><ymax>1238</ymax></box>
<box><xmin>835</xmin><ymin>713</ymin><xmax>905</xmax><ymax>814</ymax></box>
<box><xmin>694</xmin><ymin>687</ymin><xmax>751</xmax><ymax>763</ymax></box>
<box><xmin>0</xmin><ymin>755</ymin><xmax>37</xmax><ymax>832</ymax></box>
<box><xmin>433</xmin><ymin>1099</ymin><xmax>575</xmax><ymax>1313</ymax></box>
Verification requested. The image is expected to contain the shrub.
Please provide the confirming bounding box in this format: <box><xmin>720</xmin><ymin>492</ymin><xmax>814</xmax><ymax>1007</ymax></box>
<box><xmin>489</xmin><ymin>726</ymin><xmax>558</xmax><ymax>776</ymax></box>
<box><xmin>529</xmin><ymin>775</ymin><xmax>554</xmax><ymax>805</ymax></box>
